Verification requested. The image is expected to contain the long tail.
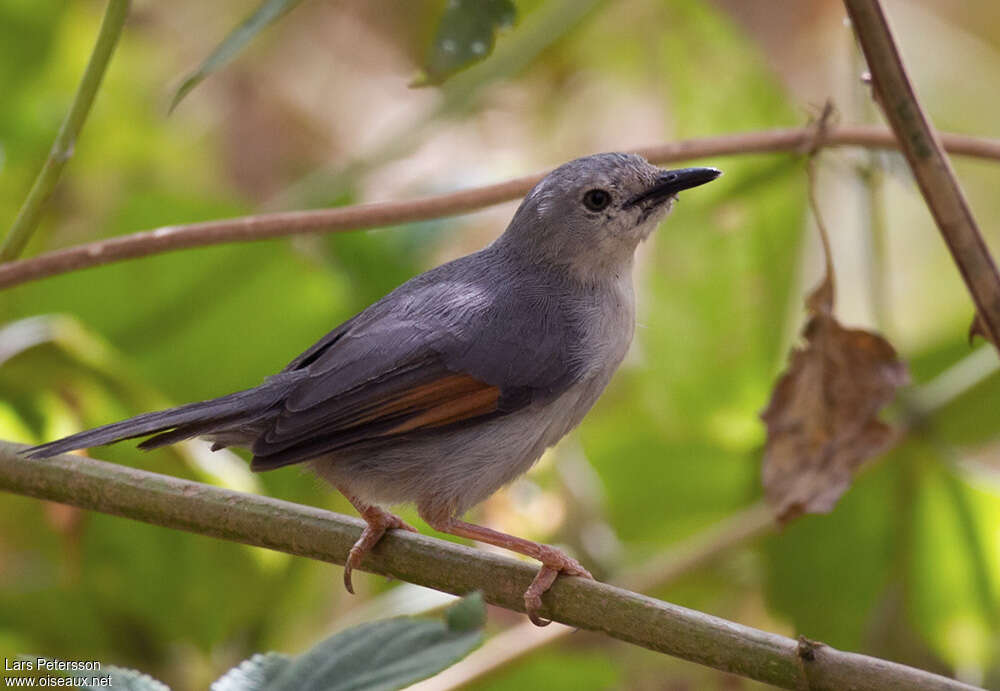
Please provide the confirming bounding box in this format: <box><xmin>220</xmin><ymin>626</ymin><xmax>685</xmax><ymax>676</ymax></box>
<box><xmin>23</xmin><ymin>375</ymin><xmax>299</xmax><ymax>459</ymax></box>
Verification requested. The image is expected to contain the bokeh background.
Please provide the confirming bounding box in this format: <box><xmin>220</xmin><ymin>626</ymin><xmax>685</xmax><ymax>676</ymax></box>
<box><xmin>2</xmin><ymin>0</ymin><xmax>1000</xmax><ymax>688</ymax></box>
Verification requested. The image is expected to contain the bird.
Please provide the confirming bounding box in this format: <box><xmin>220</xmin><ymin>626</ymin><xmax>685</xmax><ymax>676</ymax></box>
<box><xmin>25</xmin><ymin>153</ymin><xmax>721</xmax><ymax>625</ymax></box>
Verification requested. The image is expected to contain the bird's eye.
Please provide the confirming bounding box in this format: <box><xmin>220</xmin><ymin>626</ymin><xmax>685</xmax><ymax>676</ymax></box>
<box><xmin>582</xmin><ymin>188</ymin><xmax>611</xmax><ymax>211</ymax></box>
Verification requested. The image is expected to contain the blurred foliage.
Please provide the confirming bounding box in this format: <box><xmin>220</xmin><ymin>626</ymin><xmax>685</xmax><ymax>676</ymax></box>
<box><xmin>418</xmin><ymin>0</ymin><xmax>516</xmax><ymax>85</ymax></box>
<box><xmin>28</xmin><ymin>593</ymin><xmax>483</xmax><ymax>690</ymax></box>
<box><xmin>170</xmin><ymin>0</ymin><xmax>307</xmax><ymax>113</ymax></box>
<box><xmin>2</xmin><ymin>0</ymin><xmax>1000</xmax><ymax>690</ymax></box>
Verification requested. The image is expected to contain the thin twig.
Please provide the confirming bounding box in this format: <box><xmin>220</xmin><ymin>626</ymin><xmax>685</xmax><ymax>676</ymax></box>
<box><xmin>2</xmin><ymin>125</ymin><xmax>1000</xmax><ymax>291</ymax></box>
<box><xmin>0</xmin><ymin>442</ymin><xmax>980</xmax><ymax>691</ymax></box>
<box><xmin>844</xmin><ymin>0</ymin><xmax>1000</xmax><ymax>348</ymax></box>
<box><xmin>0</xmin><ymin>0</ymin><xmax>131</xmax><ymax>262</ymax></box>
<box><xmin>806</xmin><ymin>156</ymin><xmax>836</xmax><ymax>310</ymax></box>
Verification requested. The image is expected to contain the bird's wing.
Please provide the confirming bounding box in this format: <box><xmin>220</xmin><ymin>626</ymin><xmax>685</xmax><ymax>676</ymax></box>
<box><xmin>250</xmin><ymin>264</ymin><xmax>580</xmax><ymax>470</ymax></box>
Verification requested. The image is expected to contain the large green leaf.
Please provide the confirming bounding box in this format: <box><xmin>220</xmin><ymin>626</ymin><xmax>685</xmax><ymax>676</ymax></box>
<box><xmin>763</xmin><ymin>458</ymin><xmax>897</xmax><ymax>649</ymax></box>
<box><xmin>25</xmin><ymin>595</ymin><xmax>484</xmax><ymax>691</ymax></box>
<box><xmin>211</xmin><ymin>653</ymin><xmax>292</xmax><ymax>691</ymax></box>
<box><xmin>212</xmin><ymin>593</ymin><xmax>485</xmax><ymax>691</ymax></box>
<box><xmin>908</xmin><ymin>459</ymin><xmax>1000</xmax><ymax>674</ymax></box>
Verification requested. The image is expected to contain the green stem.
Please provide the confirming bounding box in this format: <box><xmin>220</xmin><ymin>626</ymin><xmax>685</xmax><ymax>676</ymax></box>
<box><xmin>0</xmin><ymin>0</ymin><xmax>131</xmax><ymax>262</ymax></box>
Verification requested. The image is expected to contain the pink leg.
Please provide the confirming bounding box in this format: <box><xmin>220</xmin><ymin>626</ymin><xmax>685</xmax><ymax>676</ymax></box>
<box><xmin>419</xmin><ymin>508</ymin><xmax>593</xmax><ymax>626</ymax></box>
<box><xmin>337</xmin><ymin>487</ymin><xmax>418</xmax><ymax>594</ymax></box>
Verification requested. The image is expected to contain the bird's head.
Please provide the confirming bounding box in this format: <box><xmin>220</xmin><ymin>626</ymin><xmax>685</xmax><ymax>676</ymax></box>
<box><xmin>498</xmin><ymin>153</ymin><xmax>721</xmax><ymax>281</ymax></box>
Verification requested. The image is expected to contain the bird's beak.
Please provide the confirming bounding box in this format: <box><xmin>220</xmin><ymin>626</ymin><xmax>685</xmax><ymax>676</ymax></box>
<box><xmin>624</xmin><ymin>167</ymin><xmax>722</xmax><ymax>208</ymax></box>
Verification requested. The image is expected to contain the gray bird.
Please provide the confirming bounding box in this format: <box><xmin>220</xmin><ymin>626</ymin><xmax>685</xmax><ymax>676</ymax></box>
<box><xmin>25</xmin><ymin>153</ymin><xmax>721</xmax><ymax>624</ymax></box>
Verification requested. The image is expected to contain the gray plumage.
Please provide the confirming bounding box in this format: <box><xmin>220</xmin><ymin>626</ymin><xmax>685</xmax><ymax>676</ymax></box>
<box><xmin>25</xmin><ymin>153</ymin><xmax>720</xmax><ymax>618</ymax></box>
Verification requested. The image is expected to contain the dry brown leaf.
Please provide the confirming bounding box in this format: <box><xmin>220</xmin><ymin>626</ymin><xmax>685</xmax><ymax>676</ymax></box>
<box><xmin>761</xmin><ymin>279</ymin><xmax>909</xmax><ymax>524</ymax></box>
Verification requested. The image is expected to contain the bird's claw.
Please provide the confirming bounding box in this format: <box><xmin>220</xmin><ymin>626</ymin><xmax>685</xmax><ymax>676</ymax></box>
<box><xmin>525</xmin><ymin>567</ymin><xmax>559</xmax><ymax>626</ymax></box>
<box><xmin>393</xmin><ymin>517</ymin><xmax>419</xmax><ymax>534</ymax></box>
<box><xmin>524</xmin><ymin>550</ymin><xmax>594</xmax><ymax>626</ymax></box>
<box><xmin>343</xmin><ymin>512</ymin><xmax>417</xmax><ymax>594</ymax></box>
<box><xmin>343</xmin><ymin>553</ymin><xmax>359</xmax><ymax>595</ymax></box>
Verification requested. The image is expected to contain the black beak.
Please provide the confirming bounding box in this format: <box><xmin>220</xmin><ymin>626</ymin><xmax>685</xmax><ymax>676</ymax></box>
<box><xmin>624</xmin><ymin>167</ymin><xmax>722</xmax><ymax>208</ymax></box>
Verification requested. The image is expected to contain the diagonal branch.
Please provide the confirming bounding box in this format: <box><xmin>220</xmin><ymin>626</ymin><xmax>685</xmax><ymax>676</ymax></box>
<box><xmin>409</xmin><ymin>502</ymin><xmax>776</xmax><ymax>691</ymax></box>
<box><xmin>844</xmin><ymin>0</ymin><xmax>1000</xmax><ymax>348</ymax></box>
<box><xmin>0</xmin><ymin>441</ymin><xmax>980</xmax><ymax>691</ymax></box>
<box><xmin>2</xmin><ymin>125</ymin><xmax>1000</xmax><ymax>291</ymax></box>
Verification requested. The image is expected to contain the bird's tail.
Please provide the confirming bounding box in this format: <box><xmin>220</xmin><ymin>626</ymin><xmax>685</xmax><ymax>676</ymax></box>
<box><xmin>23</xmin><ymin>375</ymin><xmax>297</xmax><ymax>459</ymax></box>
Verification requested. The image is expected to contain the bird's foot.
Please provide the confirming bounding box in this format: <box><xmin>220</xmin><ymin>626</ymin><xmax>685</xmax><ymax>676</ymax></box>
<box><xmin>343</xmin><ymin>509</ymin><xmax>418</xmax><ymax>594</ymax></box>
<box><xmin>524</xmin><ymin>545</ymin><xmax>594</xmax><ymax>627</ymax></box>
<box><xmin>413</xmin><ymin>511</ymin><xmax>593</xmax><ymax>627</ymax></box>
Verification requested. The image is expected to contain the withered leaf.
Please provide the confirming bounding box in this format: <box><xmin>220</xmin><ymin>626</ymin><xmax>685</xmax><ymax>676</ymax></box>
<box><xmin>761</xmin><ymin>282</ymin><xmax>909</xmax><ymax>524</ymax></box>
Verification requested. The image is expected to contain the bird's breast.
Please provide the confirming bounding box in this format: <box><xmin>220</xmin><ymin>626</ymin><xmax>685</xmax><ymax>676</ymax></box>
<box><xmin>572</xmin><ymin>271</ymin><xmax>636</xmax><ymax>379</ymax></box>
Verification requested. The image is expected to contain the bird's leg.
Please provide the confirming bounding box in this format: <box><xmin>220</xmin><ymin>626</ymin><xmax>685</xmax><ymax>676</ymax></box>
<box><xmin>419</xmin><ymin>508</ymin><xmax>593</xmax><ymax>626</ymax></box>
<box><xmin>336</xmin><ymin>487</ymin><xmax>418</xmax><ymax>594</ymax></box>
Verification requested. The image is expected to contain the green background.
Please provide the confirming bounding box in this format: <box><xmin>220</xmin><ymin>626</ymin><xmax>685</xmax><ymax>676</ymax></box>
<box><xmin>2</xmin><ymin>0</ymin><xmax>999</xmax><ymax>688</ymax></box>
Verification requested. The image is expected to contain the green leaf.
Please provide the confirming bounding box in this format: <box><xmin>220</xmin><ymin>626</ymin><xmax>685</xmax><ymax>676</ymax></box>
<box><xmin>445</xmin><ymin>591</ymin><xmax>486</xmax><ymax>632</ymax></box>
<box><xmin>169</xmin><ymin>0</ymin><xmax>307</xmax><ymax>112</ymax></box>
<box><xmin>211</xmin><ymin>653</ymin><xmax>293</xmax><ymax>691</ymax></box>
<box><xmin>88</xmin><ymin>666</ymin><xmax>172</xmax><ymax>691</ymax></box>
<box><xmin>418</xmin><ymin>0</ymin><xmax>516</xmax><ymax>85</ymax></box>
<box><xmin>908</xmin><ymin>459</ymin><xmax>1000</xmax><ymax>672</ymax></box>
<box><xmin>762</xmin><ymin>459</ymin><xmax>896</xmax><ymax>649</ymax></box>
<box><xmin>214</xmin><ymin>593</ymin><xmax>485</xmax><ymax>691</ymax></box>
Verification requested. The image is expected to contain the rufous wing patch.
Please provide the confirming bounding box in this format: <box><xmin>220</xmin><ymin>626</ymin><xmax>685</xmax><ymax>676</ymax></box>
<box><xmin>385</xmin><ymin>383</ymin><xmax>501</xmax><ymax>434</ymax></box>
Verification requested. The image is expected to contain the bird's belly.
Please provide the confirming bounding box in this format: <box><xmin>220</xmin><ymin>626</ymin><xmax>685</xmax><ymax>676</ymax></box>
<box><xmin>311</xmin><ymin>372</ymin><xmax>617</xmax><ymax>518</ymax></box>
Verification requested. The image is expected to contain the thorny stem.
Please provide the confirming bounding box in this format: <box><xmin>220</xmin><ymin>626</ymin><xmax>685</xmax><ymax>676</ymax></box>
<box><xmin>0</xmin><ymin>0</ymin><xmax>131</xmax><ymax>262</ymax></box>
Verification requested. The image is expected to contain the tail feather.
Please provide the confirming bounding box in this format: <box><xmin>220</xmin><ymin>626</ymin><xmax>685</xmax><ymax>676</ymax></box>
<box><xmin>23</xmin><ymin>376</ymin><xmax>297</xmax><ymax>459</ymax></box>
<box><xmin>135</xmin><ymin>418</ymin><xmax>241</xmax><ymax>451</ymax></box>
<box><xmin>136</xmin><ymin>402</ymin><xmax>279</xmax><ymax>451</ymax></box>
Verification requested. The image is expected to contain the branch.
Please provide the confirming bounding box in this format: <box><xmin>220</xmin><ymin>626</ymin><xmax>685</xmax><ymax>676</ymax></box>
<box><xmin>844</xmin><ymin>0</ymin><xmax>1000</xmax><ymax>348</ymax></box>
<box><xmin>410</xmin><ymin>502</ymin><xmax>776</xmax><ymax>691</ymax></box>
<box><xmin>2</xmin><ymin>125</ymin><xmax>1000</xmax><ymax>291</ymax></box>
<box><xmin>0</xmin><ymin>0</ymin><xmax>130</xmax><ymax>262</ymax></box>
<box><xmin>0</xmin><ymin>441</ymin><xmax>980</xmax><ymax>691</ymax></box>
